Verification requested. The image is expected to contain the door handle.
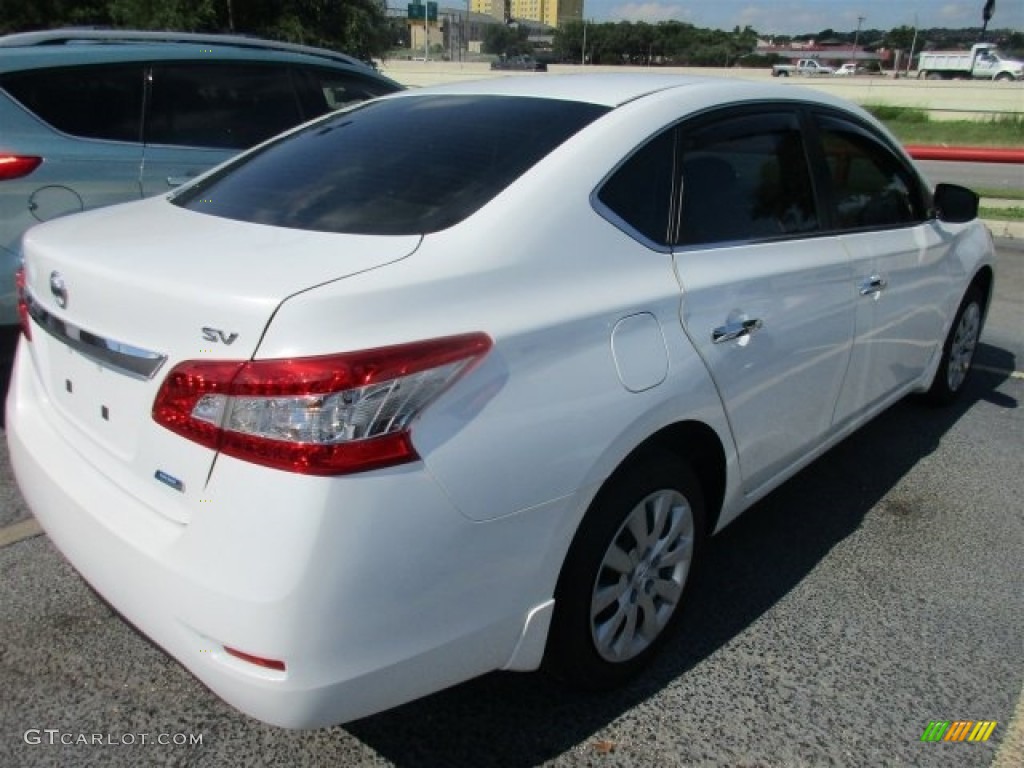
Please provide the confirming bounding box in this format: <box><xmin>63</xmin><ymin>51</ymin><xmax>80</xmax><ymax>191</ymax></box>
<box><xmin>166</xmin><ymin>173</ymin><xmax>199</xmax><ymax>187</ymax></box>
<box><xmin>860</xmin><ymin>275</ymin><xmax>888</xmax><ymax>296</ymax></box>
<box><xmin>712</xmin><ymin>318</ymin><xmax>763</xmax><ymax>344</ymax></box>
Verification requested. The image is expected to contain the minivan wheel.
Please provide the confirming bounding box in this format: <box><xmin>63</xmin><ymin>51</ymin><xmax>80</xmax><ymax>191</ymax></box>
<box><xmin>926</xmin><ymin>287</ymin><xmax>983</xmax><ymax>405</ymax></box>
<box><xmin>546</xmin><ymin>455</ymin><xmax>705</xmax><ymax>689</ymax></box>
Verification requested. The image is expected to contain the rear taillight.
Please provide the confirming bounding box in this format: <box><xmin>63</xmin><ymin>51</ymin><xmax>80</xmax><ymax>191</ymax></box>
<box><xmin>0</xmin><ymin>155</ymin><xmax>42</xmax><ymax>181</ymax></box>
<box><xmin>15</xmin><ymin>266</ymin><xmax>31</xmax><ymax>340</ymax></box>
<box><xmin>152</xmin><ymin>333</ymin><xmax>492</xmax><ymax>475</ymax></box>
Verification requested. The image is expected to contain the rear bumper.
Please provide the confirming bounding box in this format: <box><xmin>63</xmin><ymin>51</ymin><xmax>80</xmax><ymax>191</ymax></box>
<box><xmin>6</xmin><ymin>340</ymin><xmax>563</xmax><ymax>727</ymax></box>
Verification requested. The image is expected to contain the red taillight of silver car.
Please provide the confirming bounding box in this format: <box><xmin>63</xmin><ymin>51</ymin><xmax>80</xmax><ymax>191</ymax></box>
<box><xmin>0</xmin><ymin>155</ymin><xmax>42</xmax><ymax>181</ymax></box>
<box><xmin>152</xmin><ymin>333</ymin><xmax>492</xmax><ymax>475</ymax></box>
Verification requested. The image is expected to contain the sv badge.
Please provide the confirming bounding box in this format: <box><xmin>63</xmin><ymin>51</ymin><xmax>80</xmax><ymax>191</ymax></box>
<box><xmin>201</xmin><ymin>327</ymin><xmax>239</xmax><ymax>345</ymax></box>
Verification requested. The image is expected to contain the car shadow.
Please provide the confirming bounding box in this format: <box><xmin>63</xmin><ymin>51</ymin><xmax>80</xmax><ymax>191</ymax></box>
<box><xmin>0</xmin><ymin>326</ymin><xmax>20</xmax><ymax>429</ymax></box>
<box><xmin>341</xmin><ymin>342</ymin><xmax>1015</xmax><ymax>767</ymax></box>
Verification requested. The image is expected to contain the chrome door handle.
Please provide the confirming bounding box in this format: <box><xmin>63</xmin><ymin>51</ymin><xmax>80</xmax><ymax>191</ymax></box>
<box><xmin>712</xmin><ymin>318</ymin><xmax>763</xmax><ymax>344</ymax></box>
<box><xmin>860</xmin><ymin>275</ymin><xmax>888</xmax><ymax>296</ymax></box>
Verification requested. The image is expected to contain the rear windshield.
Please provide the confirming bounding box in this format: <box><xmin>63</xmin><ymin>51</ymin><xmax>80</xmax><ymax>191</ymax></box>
<box><xmin>172</xmin><ymin>94</ymin><xmax>609</xmax><ymax>235</ymax></box>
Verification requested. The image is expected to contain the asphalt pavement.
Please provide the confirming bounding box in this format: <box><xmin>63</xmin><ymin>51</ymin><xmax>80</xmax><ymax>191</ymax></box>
<box><xmin>0</xmin><ymin>240</ymin><xmax>1021</xmax><ymax>767</ymax></box>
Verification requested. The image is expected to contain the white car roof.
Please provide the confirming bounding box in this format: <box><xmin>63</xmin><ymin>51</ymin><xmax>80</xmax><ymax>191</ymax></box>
<box><xmin>387</xmin><ymin>73</ymin><xmax>840</xmax><ymax>110</ymax></box>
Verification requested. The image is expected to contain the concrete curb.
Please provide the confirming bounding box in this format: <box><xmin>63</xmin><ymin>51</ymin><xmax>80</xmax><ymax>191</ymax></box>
<box><xmin>984</xmin><ymin>219</ymin><xmax>1024</xmax><ymax>240</ymax></box>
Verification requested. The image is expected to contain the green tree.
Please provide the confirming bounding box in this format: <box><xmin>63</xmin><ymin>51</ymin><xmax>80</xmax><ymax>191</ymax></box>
<box><xmin>483</xmin><ymin>23</ymin><xmax>530</xmax><ymax>56</ymax></box>
<box><xmin>107</xmin><ymin>0</ymin><xmax>216</xmax><ymax>30</ymax></box>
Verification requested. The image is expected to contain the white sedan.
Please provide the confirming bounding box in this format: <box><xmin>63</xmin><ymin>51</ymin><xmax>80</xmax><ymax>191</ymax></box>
<box><xmin>8</xmin><ymin>74</ymin><xmax>994</xmax><ymax>728</ymax></box>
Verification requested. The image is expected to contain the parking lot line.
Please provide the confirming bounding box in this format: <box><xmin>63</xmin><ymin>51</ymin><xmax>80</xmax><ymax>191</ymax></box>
<box><xmin>975</xmin><ymin>365</ymin><xmax>1024</xmax><ymax>380</ymax></box>
<box><xmin>0</xmin><ymin>517</ymin><xmax>43</xmax><ymax>548</ymax></box>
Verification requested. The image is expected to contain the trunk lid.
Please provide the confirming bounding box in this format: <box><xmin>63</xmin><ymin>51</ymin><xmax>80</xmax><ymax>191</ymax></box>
<box><xmin>20</xmin><ymin>197</ymin><xmax>419</xmax><ymax>523</ymax></box>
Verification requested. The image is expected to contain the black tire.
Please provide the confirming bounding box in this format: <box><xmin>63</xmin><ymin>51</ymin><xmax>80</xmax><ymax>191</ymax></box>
<box><xmin>925</xmin><ymin>286</ymin><xmax>984</xmax><ymax>405</ymax></box>
<box><xmin>545</xmin><ymin>454</ymin><xmax>706</xmax><ymax>690</ymax></box>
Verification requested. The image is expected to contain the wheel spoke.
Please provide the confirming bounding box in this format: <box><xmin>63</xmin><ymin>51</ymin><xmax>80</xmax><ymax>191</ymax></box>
<box><xmin>652</xmin><ymin>576</ymin><xmax>683</xmax><ymax>605</ymax></box>
<box><xmin>602</xmin><ymin>542</ymin><xmax>635</xmax><ymax>575</ymax></box>
<box><xmin>657</xmin><ymin>537</ymin><xmax>693</xmax><ymax>568</ymax></box>
<box><xmin>636</xmin><ymin>591</ymin><xmax>662</xmax><ymax>641</ymax></box>
<box><xmin>627</xmin><ymin>506</ymin><xmax>652</xmax><ymax>551</ymax></box>
<box><xmin>611</xmin><ymin>603</ymin><xmax>639</xmax><ymax>658</ymax></box>
<box><xmin>592</xmin><ymin>578</ymin><xmax>629</xmax><ymax>616</ymax></box>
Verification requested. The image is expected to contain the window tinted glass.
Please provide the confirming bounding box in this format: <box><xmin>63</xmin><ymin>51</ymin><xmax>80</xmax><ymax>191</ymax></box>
<box><xmin>291</xmin><ymin>66</ymin><xmax>398</xmax><ymax>118</ymax></box>
<box><xmin>815</xmin><ymin>114</ymin><xmax>926</xmax><ymax>230</ymax></box>
<box><xmin>173</xmin><ymin>95</ymin><xmax>609</xmax><ymax>235</ymax></box>
<box><xmin>1</xmin><ymin>65</ymin><xmax>143</xmax><ymax>142</ymax></box>
<box><xmin>146</xmin><ymin>63</ymin><xmax>304</xmax><ymax>149</ymax></box>
<box><xmin>676</xmin><ymin>112</ymin><xmax>818</xmax><ymax>246</ymax></box>
<box><xmin>598</xmin><ymin>130</ymin><xmax>676</xmax><ymax>246</ymax></box>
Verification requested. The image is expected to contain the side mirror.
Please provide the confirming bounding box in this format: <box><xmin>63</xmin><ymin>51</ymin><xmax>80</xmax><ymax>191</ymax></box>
<box><xmin>933</xmin><ymin>183</ymin><xmax>979</xmax><ymax>224</ymax></box>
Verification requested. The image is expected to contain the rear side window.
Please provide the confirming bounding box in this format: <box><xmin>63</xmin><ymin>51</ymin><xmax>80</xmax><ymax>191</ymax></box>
<box><xmin>1</xmin><ymin>64</ymin><xmax>143</xmax><ymax>142</ymax></box>
<box><xmin>676</xmin><ymin>111</ymin><xmax>818</xmax><ymax>246</ymax></box>
<box><xmin>146</xmin><ymin>63</ymin><xmax>306</xmax><ymax>149</ymax></box>
<box><xmin>815</xmin><ymin>114</ymin><xmax>927</xmax><ymax>230</ymax></box>
<box><xmin>173</xmin><ymin>95</ymin><xmax>610</xmax><ymax>235</ymax></box>
<box><xmin>597</xmin><ymin>130</ymin><xmax>677</xmax><ymax>246</ymax></box>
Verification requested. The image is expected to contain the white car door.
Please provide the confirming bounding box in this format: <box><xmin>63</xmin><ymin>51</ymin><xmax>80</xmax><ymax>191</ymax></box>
<box><xmin>669</xmin><ymin>110</ymin><xmax>856</xmax><ymax>495</ymax></box>
<box><xmin>813</xmin><ymin>112</ymin><xmax>952</xmax><ymax>425</ymax></box>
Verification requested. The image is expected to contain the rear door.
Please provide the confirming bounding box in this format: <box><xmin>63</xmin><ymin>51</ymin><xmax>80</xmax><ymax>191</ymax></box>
<box><xmin>670</xmin><ymin>109</ymin><xmax>857</xmax><ymax>494</ymax></box>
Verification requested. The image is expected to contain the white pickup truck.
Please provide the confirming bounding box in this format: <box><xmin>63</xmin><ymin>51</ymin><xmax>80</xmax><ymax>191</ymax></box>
<box><xmin>917</xmin><ymin>43</ymin><xmax>1023</xmax><ymax>81</ymax></box>
<box><xmin>771</xmin><ymin>59</ymin><xmax>835</xmax><ymax>77</ymax></box>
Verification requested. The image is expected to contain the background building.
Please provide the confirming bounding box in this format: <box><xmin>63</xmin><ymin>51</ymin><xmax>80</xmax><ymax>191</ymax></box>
<box><xmin>469</xmin><ymin>0</ymin><xmax>582</xmax><ymax>28</ymax></box>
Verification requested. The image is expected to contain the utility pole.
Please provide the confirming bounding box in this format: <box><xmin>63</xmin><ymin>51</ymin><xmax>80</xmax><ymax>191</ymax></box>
<box><xmin>851</xmin><ymin>15</ymin><xmax>864</xmax><ymax>64</ymax></box>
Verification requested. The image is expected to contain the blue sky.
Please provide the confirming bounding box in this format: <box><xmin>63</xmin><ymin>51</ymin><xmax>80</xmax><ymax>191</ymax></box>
<box><xmin>582</xmin><ymin>1</ymin><xmax>1024</xmax><ymax>35</ymax></box>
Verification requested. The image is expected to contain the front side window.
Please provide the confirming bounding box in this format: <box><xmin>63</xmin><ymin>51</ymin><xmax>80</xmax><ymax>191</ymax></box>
<box><xmin>1</xmin><ymin>64</ymin><xmax>144</xmax><ymax>142</ymax></box>
<box><xmin>676</xmin><ymin>111</ymin><xmax>818</xmax><ymax>246</ymax></box>
<box><xmin>173</xmin><ymin>95</ymin><xmax>609</xmax><ymax>235</ymax></box>
<box><xmin>815</xmin><ymin>114</ymin><xmax>927</xmax><ymax>230</ymax></box>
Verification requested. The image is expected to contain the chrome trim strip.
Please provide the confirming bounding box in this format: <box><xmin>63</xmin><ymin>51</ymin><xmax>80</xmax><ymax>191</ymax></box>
<box><xmin>26</xmin><ymin>292</ymin><xmax>167</xmax><ymax>380</ymax></box>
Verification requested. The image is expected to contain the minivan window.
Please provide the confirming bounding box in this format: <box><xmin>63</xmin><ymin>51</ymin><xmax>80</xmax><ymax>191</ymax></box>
<box><xmin>1</xmin><ymin>64</ymin><xmax>144</xmax><ymax>142</ymax></box>
<box><xmin>146</xmin><ymin>63</ymin><xmax>306</xmax><ymax>149</ymax></box>
<box><xmin>173</xmin><ymin>95</ymin><xmax>610</xmax><ymax>235</ymax></box>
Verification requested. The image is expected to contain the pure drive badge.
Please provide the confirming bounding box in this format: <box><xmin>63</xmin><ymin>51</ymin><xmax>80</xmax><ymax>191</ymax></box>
<box><xmin>154</xmin><ymin>470</ymin><xmax>184</xmax><ymax>493</ymax></box>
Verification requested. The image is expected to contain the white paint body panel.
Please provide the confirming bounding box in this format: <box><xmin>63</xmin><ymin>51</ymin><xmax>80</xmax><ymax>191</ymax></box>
<box><xmin>6</xmin><ymin>74</ymin><xmax>995</xmax><ymax>727</ymax></box>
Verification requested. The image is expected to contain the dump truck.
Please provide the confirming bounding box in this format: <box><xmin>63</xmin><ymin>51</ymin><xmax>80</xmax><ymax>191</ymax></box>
<box><xmin>917</xmin><ymin>43</ymin><xmax>1023</xmax><ymax>80</ymax></box>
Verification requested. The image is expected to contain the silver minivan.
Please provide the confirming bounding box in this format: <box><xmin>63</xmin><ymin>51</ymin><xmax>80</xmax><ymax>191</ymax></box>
<box><xmin>0</xmin><ymin>29</ymin><xmax>400</xmax><ymax>326</ymax></box>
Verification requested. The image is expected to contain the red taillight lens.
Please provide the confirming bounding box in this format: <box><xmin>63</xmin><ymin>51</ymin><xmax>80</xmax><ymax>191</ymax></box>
<box><xmin>0</xmin><ymin>155</ymin><xmax>42</xmax><ymax>181</ymax></box>
<box><xmin>15</xmin><ymin>266</ymin><xmax>31</xmax><ymax>341</ymax></box>
<box><xmin>223</xmin><ymin>646</ymin><xmax>286</xmax><ymax>672</ymax></box>
<box><xmin>152</xmin><ymin>333</ymin><xmax>492</xmax><ymax>475</ymax></box>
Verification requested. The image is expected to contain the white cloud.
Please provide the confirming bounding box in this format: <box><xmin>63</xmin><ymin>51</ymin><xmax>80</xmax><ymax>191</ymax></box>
<box><xmin>609</xmin><ymin>3</ymin><xmax>692</xmax><ymax>23</ymax></box>
<box><xmin>938</xmin><ymin>3</ymin><xmax>972</xmax><ymax>24</ymax></box>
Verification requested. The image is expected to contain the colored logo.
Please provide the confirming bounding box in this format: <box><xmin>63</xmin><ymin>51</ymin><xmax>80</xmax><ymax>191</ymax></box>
<box><xmin>921</xmin><ymin>720</ymin><xmax>997</xmax><ymax>742</ymax></box>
